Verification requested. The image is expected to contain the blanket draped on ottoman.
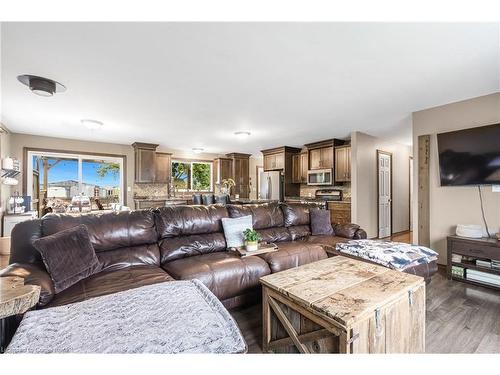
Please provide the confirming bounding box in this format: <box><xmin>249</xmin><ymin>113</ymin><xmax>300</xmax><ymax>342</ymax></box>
<box><xmin>336</xmin><ymin>239</ymin><xmax>438</xmax><ymax>270</ymax></box>
<box><xmin>6</xmin><ymin>280</ymin><xmax>247</xmax><ymax>354</ymax></box>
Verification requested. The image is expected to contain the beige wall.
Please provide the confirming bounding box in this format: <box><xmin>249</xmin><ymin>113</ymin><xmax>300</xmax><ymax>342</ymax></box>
<box><xmin>412</xmin><ymin>92</ymin><xmax>500</xmax><ymax>264</ymax></box>
<box><xmin>351</xmin><ymin>131</ymin><xmax>412</xmax><ymax>239</ymax></box>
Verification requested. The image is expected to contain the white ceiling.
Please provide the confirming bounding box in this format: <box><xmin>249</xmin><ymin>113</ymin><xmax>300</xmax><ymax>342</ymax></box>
<box><xmin>1</xmin><ymin>22</ymin><xmax>499</xmax><ymax>155</ymax></box>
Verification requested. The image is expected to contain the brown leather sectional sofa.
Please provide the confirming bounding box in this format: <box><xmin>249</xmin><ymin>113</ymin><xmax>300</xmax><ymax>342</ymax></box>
<box><xmin>0</xmin><ymin>202</ymin><xmax>435</xmax><ymax>311</ymax></box>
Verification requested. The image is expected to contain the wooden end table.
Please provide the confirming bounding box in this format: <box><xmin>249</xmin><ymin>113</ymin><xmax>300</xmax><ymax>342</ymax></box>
<box><xmin>0</xmin><ymin>277</ymin><xmax>41</xmax><ymax>353</ymax></box>
<box><xmin>260</xmin><ymin>256</ymin><xmax>425</xmax><ymax>354</ymax></box>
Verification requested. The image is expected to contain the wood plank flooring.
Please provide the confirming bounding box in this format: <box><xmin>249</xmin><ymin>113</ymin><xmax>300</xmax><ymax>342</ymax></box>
<box><xmin>230</xmin><ymin>267</ymin><xmax>500</xmax><ymax>353</ymax></box>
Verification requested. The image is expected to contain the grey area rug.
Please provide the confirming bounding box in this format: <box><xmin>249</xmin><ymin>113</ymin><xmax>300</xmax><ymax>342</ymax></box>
<box><xmin>7</xmin><ymin>279</ymin><xmax>247</xmax><ymax>354</ymax></box>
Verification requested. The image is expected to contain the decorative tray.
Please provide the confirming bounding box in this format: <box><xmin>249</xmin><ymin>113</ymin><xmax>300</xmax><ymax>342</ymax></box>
<box><xmin>232</xmin><ymin>243</ymin><xmax>278</xmax><ymax>258</ymax></box>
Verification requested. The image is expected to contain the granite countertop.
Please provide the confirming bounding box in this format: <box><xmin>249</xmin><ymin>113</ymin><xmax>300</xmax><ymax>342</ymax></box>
<box><xmin>133</xmin><ymin>196</ymin><xmax>189</xmax><ymax>201</ymax></box>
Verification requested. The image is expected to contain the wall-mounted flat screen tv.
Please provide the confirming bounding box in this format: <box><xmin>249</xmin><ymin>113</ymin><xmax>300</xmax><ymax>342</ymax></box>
<box><xmin>437</xmin><ymin>123</ymin><xmax>500</xmax><ymax>186</ymax></box>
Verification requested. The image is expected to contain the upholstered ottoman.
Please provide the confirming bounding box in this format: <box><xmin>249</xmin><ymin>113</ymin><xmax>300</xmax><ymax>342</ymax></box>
<box><xmin>334</xmin><ymin>239</ymin><xmax>439</xmax><ymax>283</ymax></box>
<box><xmin>7</xmin><ymin>280</ymin><xmax>247</xmax><ymax>354</ymax></box>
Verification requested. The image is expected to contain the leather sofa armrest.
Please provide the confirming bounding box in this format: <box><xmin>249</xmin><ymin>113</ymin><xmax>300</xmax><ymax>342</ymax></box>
<box><xmin>0</xmin><ymin>263</ymin><xmax>55</xmax><ymax>307</ymax></box>
<box><xmin>353</xmin><ymin>228</ymin><xmax>367</xmax><ymax>239</ymax></box>
<box><xmin>333</xmin><ymin>223</ymin><xmax>366</xmax><ymax>239</ymax></box>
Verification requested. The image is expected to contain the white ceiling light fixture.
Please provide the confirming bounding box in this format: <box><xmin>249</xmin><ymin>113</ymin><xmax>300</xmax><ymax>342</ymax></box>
<box><xmin>234</xmin><ymin>131</ymin><xmax>251</xmax><ymax>138</ymax></box>
<box><xmin>192</xmin><ymin>147</ymin><xmax>204</xmax><ymax>154</ymax></box>
<box><xmin>81</xmin><ymin>119</ymin><xmax>103</xmax><ymax>130</ymax></box>
<box><xmin>17</xmin><ymin>74</ymin><xmax>66</xmax><ymax>97</ymax></box>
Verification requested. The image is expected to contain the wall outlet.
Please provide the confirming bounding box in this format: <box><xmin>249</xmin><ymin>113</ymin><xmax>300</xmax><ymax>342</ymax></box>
<box><xmin>492</xmin><ymin>185</ymin><xmax>500</xmax><ymax>193</ymax></box>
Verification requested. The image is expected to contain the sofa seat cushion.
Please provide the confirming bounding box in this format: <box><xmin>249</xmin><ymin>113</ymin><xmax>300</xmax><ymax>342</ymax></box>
<box><xmin>258</xmin><ymin>241</ymin><xmax>327</xmax><ymax>273</ymax></box>
<box><xmin>305</xmin><ymin>234</ymin><xmax>350</xmax><ymax>251</ymax></box>
<box><xmin>44</xmin><ymin>266</ymin><xmax>174</xmax><ymax>308</ymax></box>
<box><xmin>162</xmin><ymin>251</ymin><xmax>270</xmax><ymax>301</ymax></box>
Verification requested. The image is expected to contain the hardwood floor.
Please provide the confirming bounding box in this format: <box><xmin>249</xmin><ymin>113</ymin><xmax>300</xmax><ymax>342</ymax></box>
<box><xmin>230</xmin><ymin>266</ymin><xmax>500</xmax><ymax>353</ymax></box>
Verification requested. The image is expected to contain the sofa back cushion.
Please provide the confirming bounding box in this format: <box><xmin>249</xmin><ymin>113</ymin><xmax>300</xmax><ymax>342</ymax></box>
<box><xmin>281</xmin><ymin>202</ymin><xmax>327</xmax><ymax>240</ymax></box>
<box><xmin>226</xmin><ymin>203</ymin><xmax>284</xmax><ymax>229</ymax></box>
<box><xmin>154</xmin><ymin>205</ymin><xmax>228</xmax><ymax>238</ymax></box>
<box><xmin>40</xmin><ymin>210</ymin><xmax>160</xmax><ymax>270</ymax></box>
<box><xmin>159</xmin><ymin>233</ymin><xmax>227</xmax><ymax>264</ymax></box>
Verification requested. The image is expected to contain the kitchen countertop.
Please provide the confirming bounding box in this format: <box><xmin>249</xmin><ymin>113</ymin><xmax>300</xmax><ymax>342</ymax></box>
<box><xmin>133</xmin><ymin>196</ymin><xmax>189</xmax><ymax>201</ymax></box>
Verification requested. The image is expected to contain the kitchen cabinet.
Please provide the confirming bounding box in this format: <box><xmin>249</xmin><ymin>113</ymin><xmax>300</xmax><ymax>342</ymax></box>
<box><xmin>133</xmin><ymin>142</ymin><xmax>158</xmax><ymax>183</ymax></box>
<box><xmin>155</xmin><ymin>152</ymin><xmax>172</xmax><ymax>183</ymax></box>
<box><xmin>263</xmin><ymin>152</ymin><xmax>285</xmax><ymax>171</ymax></box>
<box><xmin>132</xmin><ymin>143</ymin><xmax>172</xmax><ymax>184</ymax></box>
<box><xmin>227</xmin><ymin>153</ymin><xmax>251</xmax><ymax>199</ymax></box>
<box><xmin>213</xmin><ymin>157</ymin><xmax>233</xmax><ymax>185</ymax></box>
<box><xmin>292</xmin><ymin>154</ymin><xmax>301</xmax><ymax>184</ymax></box>
<box><xmin>335</xmin><ymin>145</ymin><xmax>351</xmax><ymax>182</ymax></box>
<box><xmin>292</xmin><ymin>151</ymin><xmax>309</xmax><ymax>184</ymax></box>
<box><xmin>328</xmin><ymin>201</ymin><xmax>351</xmax><ymax>225</ymax></box>
<box><xmin>300</xmin><ymin>152</ymin><xmax>308</xmax><ymax>183</ymax></box>
<box><xmin>309</xmin><ymin>146</ymin><xmax>333</xmax><ymax>170</ymax></box>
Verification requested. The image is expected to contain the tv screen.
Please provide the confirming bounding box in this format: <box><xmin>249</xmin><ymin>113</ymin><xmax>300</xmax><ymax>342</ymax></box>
<box><xmin>437</xmin><ymin>123</ymin><xmax>500</xmax><ymax>186</ymax></box>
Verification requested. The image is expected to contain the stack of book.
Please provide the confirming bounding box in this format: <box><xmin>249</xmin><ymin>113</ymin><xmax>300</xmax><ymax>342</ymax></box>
<box><xmin>466</xmin><ymin>269</ymin><xmax>500</xmax><ymax>287</ymax></box>
<box><xmin>476</xmin><ymin>259</ymin><xmax>492</xmax><ymax>268</ymax></box>
<box><xmin>451</xmin><ymin>265</ymin><xmax>465</xmax><ymax>279</ymax></box>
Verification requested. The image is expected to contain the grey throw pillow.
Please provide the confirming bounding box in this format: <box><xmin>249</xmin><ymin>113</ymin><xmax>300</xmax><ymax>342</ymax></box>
<box><xmin>221</xmin><ymin>215</ymin><xmax>253</xmax><ymax>248</ymax></box>
<box><xmin>33</xmin><ymin>224</ymin><xmax>102</xmax><ymax>294</ymax></box>
<box><xmin>310</xmin><ymin>209</ymin><xmax>334</xmax><ymax>236</ymax></box>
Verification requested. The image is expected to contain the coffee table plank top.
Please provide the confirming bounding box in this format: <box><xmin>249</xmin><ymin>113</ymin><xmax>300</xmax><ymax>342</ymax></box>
<box><xmin>0</xmin><ymin>277</ymin><xmax>41</xmax><ymax>319</ymax></box>
<box><xmin>260</xmin><ymin>256</ymin><xmax>423</xmax><ymax>328</ymax></box>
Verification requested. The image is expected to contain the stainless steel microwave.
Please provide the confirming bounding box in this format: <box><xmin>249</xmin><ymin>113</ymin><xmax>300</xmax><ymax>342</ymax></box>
<box><xmin>307</xmin><ymin>169</ymin><xmax>333</xmax><ymax>185</ymax></box>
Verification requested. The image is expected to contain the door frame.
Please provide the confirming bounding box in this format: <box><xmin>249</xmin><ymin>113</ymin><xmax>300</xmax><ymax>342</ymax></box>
<box><xmin>256</xmin><ymin>165</ymin><xmax>264</xmax><ymax>199</ymax></box>
<box><xmin>409</xmin><ymin>156</ymin><xmax>413</xmax><ymax>232</ymax></box>
<box><xmin>376</xmin><ymin>150</ymin><xmax>393</xmax><ymax>238</ymax></box>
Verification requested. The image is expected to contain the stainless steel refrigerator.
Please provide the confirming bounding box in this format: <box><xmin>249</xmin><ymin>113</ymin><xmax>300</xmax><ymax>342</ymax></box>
<box><xmin>259</xmin><ymin>171</ymin><xmax>283</xmax><ymax>201</ymax></box>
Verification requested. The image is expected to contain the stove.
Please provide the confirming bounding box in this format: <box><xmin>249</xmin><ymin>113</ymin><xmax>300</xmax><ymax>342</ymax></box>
<box><xmin>315</xmin><ymin>189</ymin><xmax>343</xmax><ymax>201</ymax></box>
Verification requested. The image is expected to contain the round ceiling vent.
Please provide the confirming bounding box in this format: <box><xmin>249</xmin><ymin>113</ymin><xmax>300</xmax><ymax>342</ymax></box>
<box><xmin>17</xmin><ymin>74</ymin><xmax>66</xmax><ymax>97</ymax></box>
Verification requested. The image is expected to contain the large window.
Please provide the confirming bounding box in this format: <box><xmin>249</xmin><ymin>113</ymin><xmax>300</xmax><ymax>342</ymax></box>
<box><xmin>27</xmin><ymin>150</ymin><xmax>125</xmax><ymax>214</ymax></box>
<box><xmin>171</xmin><ymin>160</ymin><xmax>213</xmax><ymax>192</ymax></box>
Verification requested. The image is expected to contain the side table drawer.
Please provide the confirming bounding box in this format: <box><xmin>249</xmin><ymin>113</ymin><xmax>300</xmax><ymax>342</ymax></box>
<box><xmin>450</xmin><ymin>239</ymin><xmax>499</xmax><ymax>260</ymax></box>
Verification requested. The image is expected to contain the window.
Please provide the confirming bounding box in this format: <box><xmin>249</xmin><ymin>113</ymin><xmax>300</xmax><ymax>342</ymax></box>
<box><xmin>27</xmin><ymin>150</ymin><xmax>125</xmax><ymax>215</ymax></box>
<box><xmin>171</xmin><ymin>160</ymin><xmax>213</xmax><ymax>191</ymax></box>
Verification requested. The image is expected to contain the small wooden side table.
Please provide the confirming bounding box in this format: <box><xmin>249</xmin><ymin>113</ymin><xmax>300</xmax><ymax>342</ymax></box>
<box><xmin>0</xmin><ymin>276</ymin><xmax>41</xmax><ymax>353</ymax></box>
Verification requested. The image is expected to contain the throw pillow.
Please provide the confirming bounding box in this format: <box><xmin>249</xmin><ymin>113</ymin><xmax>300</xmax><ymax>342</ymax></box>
<box><xmin>33</xmin><ymin>224</ymin><xmax>102</xmax><ymax>294</ymax></box>
<box><xmin>221</xmin><ymin>215</ymin><xmax>253</xmax><ymax>248</ymax></box>
<box><xmin>310</xmin><ymin>209</ymin><xmax>334</xmax><ymax>236</ymax></box>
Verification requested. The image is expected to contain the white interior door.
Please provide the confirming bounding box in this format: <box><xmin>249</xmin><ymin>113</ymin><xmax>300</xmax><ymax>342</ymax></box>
<box><xmin>378</xmin><ymin>152</ymin><xmax>392</xmax><ymax>238</ymax></box>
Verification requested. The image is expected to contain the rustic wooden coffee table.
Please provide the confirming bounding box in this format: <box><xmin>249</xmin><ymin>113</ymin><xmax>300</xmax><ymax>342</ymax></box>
<box><xmin>260</xmin><ymin>256</ymin><xmax>425</xmax><ymax>354</ymax></box>
<box><xmin>0</xmin><ymin>276</ymin><xmax>41</xmax><ymax>353</ymax></box>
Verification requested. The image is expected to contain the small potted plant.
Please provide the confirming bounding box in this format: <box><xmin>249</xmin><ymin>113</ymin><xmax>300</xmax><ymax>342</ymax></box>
<box><xmin>243</xmin><ymin>228</ymin><xmax>260</xmax><ymax>251</ymax></box>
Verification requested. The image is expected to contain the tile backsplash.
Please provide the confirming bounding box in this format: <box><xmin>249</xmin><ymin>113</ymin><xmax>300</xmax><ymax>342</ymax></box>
<box><xmin>134</xmin><ymin>183</ymin><xmax>169</xmax><ymax>198</ymax></box>
<box><xmin>300</xmin><ymin>183</ymin><xmax>351</xmax><ymax>201</ymax></box>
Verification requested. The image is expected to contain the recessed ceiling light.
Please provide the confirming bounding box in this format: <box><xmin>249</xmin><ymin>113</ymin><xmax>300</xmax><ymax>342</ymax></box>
<box><xmin>81</xmin><ymin>119</ymin><xmax>103</xmax><ymax>130</ymax></box>
<box><xmin>192</xmin><ymin>147</ymin><xmax>204</xmax><ymax>154</ymax></box>
<box><xmin>234</xmin><ymin>131</ymin><xmax>251</xmax><ymax>138</ymax></box>
<box><xmin>17</xmin><ymin>74</ymin><xmax>66</xmax><ymax>97</ymax></box>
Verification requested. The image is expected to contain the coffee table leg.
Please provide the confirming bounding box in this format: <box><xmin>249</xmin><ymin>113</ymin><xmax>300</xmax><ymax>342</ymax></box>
<box><xmin>262</xmin><ymin>287</ymin><xmax>271</xmax><ymax>353</ymax></box>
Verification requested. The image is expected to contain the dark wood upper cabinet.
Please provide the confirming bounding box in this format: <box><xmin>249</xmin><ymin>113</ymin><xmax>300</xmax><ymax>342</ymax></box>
<box><xmin>155</xmin><ymin>152</ymin><xmax>172</xmax><ymax>183</ymax></box>
<box><xmin>132</xmin><ymin>142</ymin><xmax>158</xmax><ymax>183</ymax></box>
<box><xmin>132</xmin><ymin>142</ymin><xmax>172</xmax><ymax>184</ymax></box>
<box><xmin>226</xmin><ymin>153</ymin><xmax>251</xmax><ymax>198</ymax></box>
<box><xmin>335</xmin><ymin>145</ymin><xmax>351</xmax><ymax>182</ymax></box>
<box><xmin>213</xmin><ymin>157</ymin><xmax>233</xmax><ymax>185</ymax></box>
<box><xmin>300</xmin><ymin>151</ymin><xmax>308</xmax><ymax>183</ymax></box>
<box><xmin>291</xmin><ymin>154</ymin><xmax>301</xmax><ymax>184</ymax></box>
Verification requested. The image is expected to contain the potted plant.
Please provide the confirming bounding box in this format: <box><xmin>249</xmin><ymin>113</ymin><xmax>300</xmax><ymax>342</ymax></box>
<box><xmin>243</xmin><ymin>228</ymin><xmax>260</xmax><ymax>251</ymax></box>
